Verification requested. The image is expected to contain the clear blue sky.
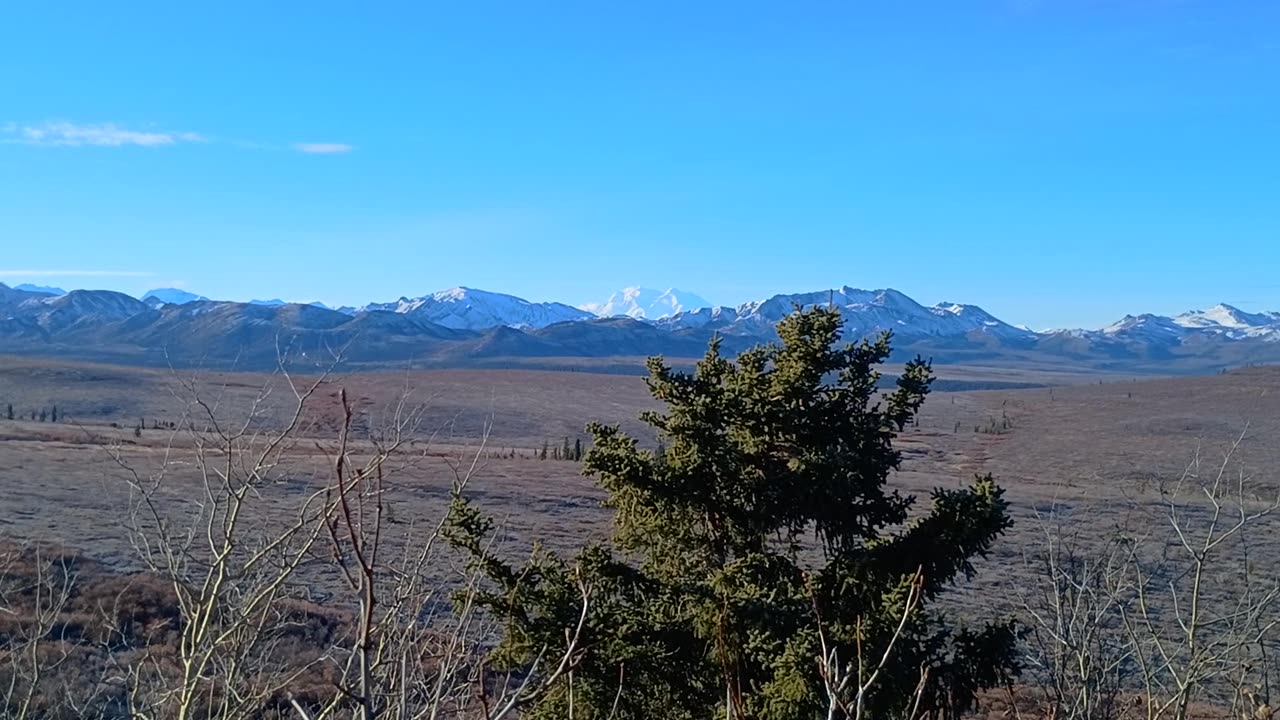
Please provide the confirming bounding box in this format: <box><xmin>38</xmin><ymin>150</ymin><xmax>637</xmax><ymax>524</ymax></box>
<box><xmin>1</xmin><ymin>0</ymin><xmax>1276</xmax><ymax>329</ymax></box>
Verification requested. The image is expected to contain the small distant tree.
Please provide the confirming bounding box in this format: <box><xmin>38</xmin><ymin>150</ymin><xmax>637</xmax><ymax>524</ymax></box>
<box><xmin>561</xmin><ymin>436</ymin><xmax>572</xmax><ymax>461</ymax></box>
<box><xmin>573</xmin><ymin>437</ymin><xmax>583</xmax><ymax>462</ymax></box>
<box><xmin>5</xmin><ymin>403</ymin><xmax>12</xmax><ymax>421</ymax></box>
<box><xmin>38</xmin><ymin>408</ymin><xmax>47</xmax><ymax>422</ymax></box>
<box><xmin>540</xmin><ymin>440</ymin><xmax>549</xmax><ymax>461</ymax></box>
<box><xmin>30</xmin><ymin>410</ymin><xmax>36</xmax><ymax>421</ymax></box>
<box><xmin>448</xmin><ymin>305</ymin><xmax>1019</xmax><ymax>720</ymax></box>
<box><xmin>50</xmin><ymin>406</ymin><xmax>57</xmax><ymax>423</ymax></box>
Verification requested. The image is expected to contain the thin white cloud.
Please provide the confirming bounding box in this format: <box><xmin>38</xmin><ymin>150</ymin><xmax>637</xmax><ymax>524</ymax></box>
<box><xmin>5</xmin><ymin>121</ymin><xmax>205</xmax><ymax>147</ymax></box>
<box><xmin>294</xmin><ymin>142</ymin><xmax>354</xmax><ymax>154</ymax></box>
<box><xmin>0</xmin><ymin>270</ymin><xmax>155</xmax><ymax>278</ymax></box>
<box><xmin>3</xmin><ymin>121</ymin><xmax>354</xmax><ymax>154</ymax></box>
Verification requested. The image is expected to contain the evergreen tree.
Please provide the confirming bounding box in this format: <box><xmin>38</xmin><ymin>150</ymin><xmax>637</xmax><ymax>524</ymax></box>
<box><xmin>51</xmin><ymin>406</ymin><xmax>57</xmax><ymax>423</ymax></box>
<box><xmin>5</xmin><ymin>404</ymin><xmax>11</xmax><ymax>421</ymax></box>
<box><xmin>540</xmin><ymin>441</ymin><xmax>549</xmax><ymax>461</ymax></box>
<box><xmin>561</xmin><ymin>436</ymin><xmax>572</xmax><ymax>461</ymax></box>
<box><xmin>447</xmin><ymin>306</ymin><xmax>1017</xmax><ymax>720</ymax></box>
<box><xmin>573</xmin><ymin>437</ymin><xmax>583</xmax><ymax>462</ymax></box>
<box><xmin>38</xmin><ymin>408</ymin><xmax>46</xmax><ymax>422</ymax></box>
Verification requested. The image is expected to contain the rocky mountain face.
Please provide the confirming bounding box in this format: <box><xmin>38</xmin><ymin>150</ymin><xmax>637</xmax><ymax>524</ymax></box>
<box><xmin>1</xmin><ymin>282</ymin><xmax>1278</xmax><ymax>374</ymax></box>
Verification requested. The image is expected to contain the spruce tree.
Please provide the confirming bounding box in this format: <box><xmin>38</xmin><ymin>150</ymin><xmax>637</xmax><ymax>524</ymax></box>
<box><xmin>447</xmin><ymin>306</ymin><xmax>1017</xmax><ymax>719</ymax></box>
<box><xmin>573</xmin><ymin>437</ymin><xmax>582</xmax><ymax>462</ymax></box>
<box><xmin>5</xmin><ymin>404</ymin><xmax>11</xmax><ymax>421</ymax></box>
<box><xmin>51</xmin><ymin>406</ymin><xmax>57</xmax><ymax>423</ymax></box>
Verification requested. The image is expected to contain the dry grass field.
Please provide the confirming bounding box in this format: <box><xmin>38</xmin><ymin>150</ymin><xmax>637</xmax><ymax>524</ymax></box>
<box><xmin>2</xmin><ymin>354</ymin><xmax>1280</xmax><ymax>717</ymax></box>
<box><xmin>1</xmin><ymin>355</ymin><xmax>1278</xmax><ymax>575</ymax></box>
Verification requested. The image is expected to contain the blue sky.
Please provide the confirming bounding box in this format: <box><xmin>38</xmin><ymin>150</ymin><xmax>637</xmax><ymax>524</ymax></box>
<box><xmin>1</xmin><ymin>0</ymin><xmax>1276</xmax><ymax>330</ymax></box>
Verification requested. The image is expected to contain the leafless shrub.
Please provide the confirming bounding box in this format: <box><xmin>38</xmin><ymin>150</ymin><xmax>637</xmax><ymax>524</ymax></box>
<box><xmin>62</xmin><ymin>355</ymin><xmax>608</xmax><ymax>720</ymax></box>
<box><xmin>1013</xmin><ymin>426</ymin><xmax>1280</xmax><ymax>720</ymax></box>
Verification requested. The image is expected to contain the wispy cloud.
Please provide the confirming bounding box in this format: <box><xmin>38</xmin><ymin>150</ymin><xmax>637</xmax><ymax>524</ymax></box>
<box><xmin>3</xmin><ymin>121</ymin><xmax>353</xmax><ymax>154</ymax></box>
<box><xmin>0</xmin><ymin>270</ymin><xmax>155</xmax><ymax>278</ymax></box>
<box><xmin>293</xmin><ymin>142</ymin><xmax>354</xmax><ymax>154</ymax></box>
<box><xmin>5</xmin><ymin>121</ymin><xmax>205</xmax><ymax>147</ymax></box>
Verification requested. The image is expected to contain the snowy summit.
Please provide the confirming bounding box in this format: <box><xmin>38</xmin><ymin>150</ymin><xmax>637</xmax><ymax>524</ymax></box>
<box><xmin>581</xmin><ymin>287</ymin><xmax>711</xmax><ymax>320</ymax></box>
<box><xmin>362</xmin><ymin>286</ymin><xmax>594</xmax><ymax>330</ymax></box>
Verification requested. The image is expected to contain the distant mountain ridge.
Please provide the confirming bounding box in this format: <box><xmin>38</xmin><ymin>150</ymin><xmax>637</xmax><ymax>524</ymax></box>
<box><xmin>1</xmin><ymin>282</ymin><xmax>1278</xmax><ymax>374</ymax></box>
<box><xmin>142</xmin><ymin>288</ymin><xmax>209</xmax><ymax>307</ymax></box>
<box><xmin>14</xmin><ymin>284</ymin><xmax>66</xmax><ymax>296</ymax></box>
<box><xmin>655</xmin><ymin>287</ymin><xmax>1035</xmax><ymax>342</ymax></box>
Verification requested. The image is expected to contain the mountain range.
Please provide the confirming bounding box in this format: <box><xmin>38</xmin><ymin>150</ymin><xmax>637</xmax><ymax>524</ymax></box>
<box><xmin>1</xmin><ymin>283</ymin><xmax>1278</xmax><ymax>375</ymax></box>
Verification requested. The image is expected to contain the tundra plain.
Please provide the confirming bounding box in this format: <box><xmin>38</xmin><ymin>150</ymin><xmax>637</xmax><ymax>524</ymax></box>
<box><xmin>1</xmin><ymin>355</ymin><xmax>1278</xmax><ymax>585</ymax></box>
<box><xmin>3</xmin><ymin>355</ymin><xmax>1280</xmax><ymax>718</ymax></box>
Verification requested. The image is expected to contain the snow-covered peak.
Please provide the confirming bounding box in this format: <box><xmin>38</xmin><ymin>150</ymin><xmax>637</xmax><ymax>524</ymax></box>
<box><xmin>1101</xmin><ymin>313</ymin><xmax>1187</xmax><ymax>337</ymax></box>
<box><xmin>19</xmin><ymin>290</ymin><xmax>151</xmax><ymax>330</ymax></box>
<box><xmin>581</xmin><ymin>287</ymin><xmax>712</xmax><ymax>320</ymax></box>
<box><xmin>432</xmin><ymin>287</ymin><xmax>473</xmax><ymax>303</ymax></box>
<box><xmin>363</xmin><ymin>287</ymin><xmax>595</xmax><ymax>330</ymax></box>
<box><xmin>142</xmin><ymin>288</ymin><xmax>209</xmax><ymax>306</ymax></box>
<box><xmin>1174</xmin><ymin>303</ymin><xmax>1280</xmax><ymax>331</ymax></box>
<box><xmin>658</xmin><ymin>286</ymin><xmax>1034</xmax><ymax>341</ymax></box>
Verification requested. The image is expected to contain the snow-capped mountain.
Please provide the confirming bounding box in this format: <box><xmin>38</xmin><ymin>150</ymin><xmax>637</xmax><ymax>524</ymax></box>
<box><xmin>1056</xmin><ymin>303</ymin><xmax>1280</xmax><ymax>345</ymax></box>
<box><xmin>19</xmin><ymin>290</ymin><xmax>151</xmax><ymax>333</ymax></box>
<box><xmin>14</xmin><ymin>284</ymin><xmax>65</xmax><ymax>296</ymax></box>
<box><xmin>657</xmin><ymin>287</ymin><xmax>1035</xmax><ymax>342</ymax></box>
<box><xmin>363</xmin><ymin>287</ymin><xmax>594</xmax><ymax>330</ymax></box>
<box><xmin>142</xmin><ymin>288</ymin><xmax>209</xmax><ymax>307</ymax></box>
<box><xmin>582</xmin><ymin>287</ymin><xmax>712</xmax><ymax>320</ymax></box>
<box><xmin>1172</xmin><ymin>304</ymin><xmax>1280</xmax><ymax>338</ymax></box>
<box><xmin>1028</xmin><ymin>302</ymin><xmax>1280</xmax><ymax>365</ymax></box>
<box><xmin>1100</xmin><ymin>313</ymin><xmax>1189</xmax><ymax>339</ymax></box>
<box><xmin>3</xmin><ymin>280</ymin><xmax>1280</xmax><ymax>374</ymax></box>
